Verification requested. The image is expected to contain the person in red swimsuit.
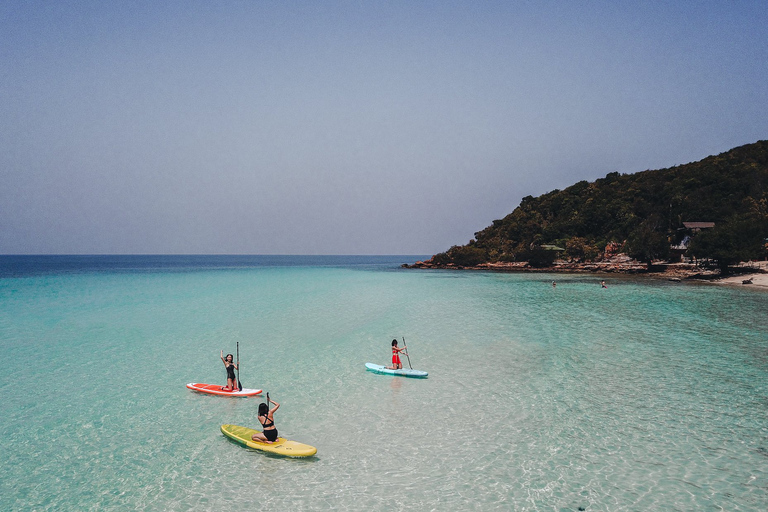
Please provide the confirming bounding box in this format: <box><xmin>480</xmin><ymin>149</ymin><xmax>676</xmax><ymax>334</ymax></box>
<box><xmin>388</xmin><ymin>339</ymin><xmax>406</xmax><ymax>369</ymax></box>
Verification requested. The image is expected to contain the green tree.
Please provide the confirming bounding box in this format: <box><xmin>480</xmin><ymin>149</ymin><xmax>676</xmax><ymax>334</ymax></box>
<box><xmin>565</xmin><ymin>236</ymin><xmax>599</xmax><ymax>261</ymax></box>
<box><xmin>527</xmin><ymin>247</ymin><xmax>559</xmax><ymax>267</ymax></box>
<box><xmin>689</xmin><ymin>217</ymin><xmax>768</xmax><ymax>272</ymax></box>
<box><xmin>624</xmin><ymin>216</ymin><xmax>670</xmax><ymax>266</ymax></box>
<box><xmin>446</xmin><ymin>245</ymin><xmax>487</xmax><ymax>266</ymax></box>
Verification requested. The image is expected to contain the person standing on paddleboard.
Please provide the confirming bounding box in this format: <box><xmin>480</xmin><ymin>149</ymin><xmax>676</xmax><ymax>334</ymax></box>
<box><xmin>388</xmin><ymin>339</ymin><xmax>406</xmax><ymax>370</ymax></box>
<box><xmin>252</xmin><ymin>396</ymin><xmax>280</xmax><ymax>444</ymax></box>
<box><xmin>220</xmin><ymin>350</ymin><xmax>239</xmax><ymax>391</ymax></box>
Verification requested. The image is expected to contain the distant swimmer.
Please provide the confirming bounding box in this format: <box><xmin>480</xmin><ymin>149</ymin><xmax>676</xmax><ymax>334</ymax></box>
<box><xmin>552</xmin><ymin>281</ymin><xmax>556</xmax><ymax>288</ymax></box>
<box><xmin>387</xmin><ymin>339</ymin><xmax>407</xmax><ymax>370</ymax></box>
<box><xmin>601</xmin><ymin>280</ymin><xmax>607</xmax><ymax>288</ymax></box>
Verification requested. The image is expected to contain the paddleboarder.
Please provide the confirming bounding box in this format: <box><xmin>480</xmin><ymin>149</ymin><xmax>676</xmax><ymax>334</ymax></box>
<box><xmin>387</xmin><ymin>339</ymin><xmax>407</xmax><ymax>370</ymax></box>
<box><xmin>252</xmin><ymin>396</ymin><xmax>280</xmax><ymax>444</ymax></box>
<box><xmin>220</xmin><ymin>350</ymin><xmax>239</xmax><ymax>391</ymax></box>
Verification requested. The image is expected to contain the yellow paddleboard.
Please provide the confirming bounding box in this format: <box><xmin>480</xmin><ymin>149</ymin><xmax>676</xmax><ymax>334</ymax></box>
<box><xmin>220</xmin><ymin>424</ymin><xmax>317</xmax><ymax>458</ymax></box>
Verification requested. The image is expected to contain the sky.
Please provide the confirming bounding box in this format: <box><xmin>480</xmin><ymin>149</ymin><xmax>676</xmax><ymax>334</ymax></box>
<box><xmin>1</xmin><ymin>1</ymin><xmax>767</xmax><ymax>255</ymax></box>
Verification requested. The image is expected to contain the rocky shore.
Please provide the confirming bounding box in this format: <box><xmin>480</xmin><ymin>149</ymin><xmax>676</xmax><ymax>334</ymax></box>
<box><xmin>404</xmin><ymin>254</ymin><xmax>768</xmax><ymax>287</ymax></box>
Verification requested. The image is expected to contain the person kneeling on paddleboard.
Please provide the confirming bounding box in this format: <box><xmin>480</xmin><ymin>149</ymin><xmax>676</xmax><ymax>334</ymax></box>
<box><xmin>252</xmin><ymin>396</ymin><xmax>280</xmax><ymax>444</ymax></box>
<box><xmin>388</xmin><ymin>339</ymin><xmax>406</xmax><ymax>370</ymax></box>
<box><xmin>220</xmin><ymin>350</ymin><xmax>239</xmax><ymax>391</ymax></box>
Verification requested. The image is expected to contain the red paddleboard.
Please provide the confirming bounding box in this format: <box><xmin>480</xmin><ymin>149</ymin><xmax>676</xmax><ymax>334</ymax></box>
<box><xmin>186</xmin><ymin>383</ymin><xmax>262</xmax><ymax>397</ymax></box>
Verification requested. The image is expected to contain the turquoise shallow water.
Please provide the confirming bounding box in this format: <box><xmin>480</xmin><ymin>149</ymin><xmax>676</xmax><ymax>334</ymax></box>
<box><xmin>0</xmin><ymin>256</ymin><xmax>766</xmax><ymax>511</ymax></box>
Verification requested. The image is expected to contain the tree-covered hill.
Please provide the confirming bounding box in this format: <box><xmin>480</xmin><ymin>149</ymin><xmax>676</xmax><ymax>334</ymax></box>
<box><xmin>429</xmin><ymin>140</ymin><xmax>768</xmax><ymax>269</ymax></box>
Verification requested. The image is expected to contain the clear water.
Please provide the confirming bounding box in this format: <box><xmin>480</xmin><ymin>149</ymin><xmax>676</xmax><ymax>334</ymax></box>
<box><xmin>0</xmin><ymin>256</ymin><xmax>766</xmax><ymax>511</ymax></box>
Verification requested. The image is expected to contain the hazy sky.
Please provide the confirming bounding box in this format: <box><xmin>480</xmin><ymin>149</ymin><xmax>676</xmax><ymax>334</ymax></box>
<box><xmin>2</xmin><ymin>1</ymin><xmax>767</xmax><ymax>255</ymax></box>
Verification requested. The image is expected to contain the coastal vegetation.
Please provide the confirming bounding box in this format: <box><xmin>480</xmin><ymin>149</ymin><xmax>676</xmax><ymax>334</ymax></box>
<box><xmin>426</xmin><ymin>140</ymin><xmax>768</xmax><ymax>271</ymax></box>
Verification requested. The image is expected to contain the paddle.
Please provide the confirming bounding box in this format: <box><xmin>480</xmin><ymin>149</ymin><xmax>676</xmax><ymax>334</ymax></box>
<box><xmin>236</xmin><ymin>342</ymin><xmax>243</xmax><ymax>391</ymax></box>
<box><xmin>402</xmin><ymin>336</ymin><xmax>412</xmax><ymax>369</ymax></box>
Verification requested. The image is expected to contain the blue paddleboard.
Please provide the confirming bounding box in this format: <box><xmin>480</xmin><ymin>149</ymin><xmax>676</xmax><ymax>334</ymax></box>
<box><xmin>365</xmin><ymin>362</ymin><xmax>428</xmax><ymax>378</ymax></box>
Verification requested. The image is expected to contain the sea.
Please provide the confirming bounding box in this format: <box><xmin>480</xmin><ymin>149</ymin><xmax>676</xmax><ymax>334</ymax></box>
<box><xmin>0</xmin><ymin>255</ymin><xmax>766</xmax><ymax>511</ymax></box>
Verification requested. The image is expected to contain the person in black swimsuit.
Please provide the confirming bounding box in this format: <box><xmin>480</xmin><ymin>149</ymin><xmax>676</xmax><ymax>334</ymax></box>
<box><xmin>251</xmin><ymin>396</ymin><xmax>280</xmax><ymax>444</ymax></box>
<box><xmin>220</xmin><ymin>350</ymin><xmax>239</xmax><ymax>391</ymax></box>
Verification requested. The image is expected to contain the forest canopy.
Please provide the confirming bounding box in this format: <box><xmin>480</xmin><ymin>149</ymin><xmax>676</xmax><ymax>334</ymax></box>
<box><xmin>431</xmin><ymin>140</ymin><xmax>768</xmax><ymax>269</ymax></box>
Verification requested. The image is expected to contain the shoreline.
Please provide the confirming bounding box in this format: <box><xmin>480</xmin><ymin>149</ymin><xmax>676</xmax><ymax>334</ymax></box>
<box><xmin>713</xmin><ymin>272</ymin><xmax>768</xmax><ymax>288</ymax></box>
<box><xmin>404</xmin><ymin>258</ymin><xmax>768</xmax><ymax>289</ymax></box>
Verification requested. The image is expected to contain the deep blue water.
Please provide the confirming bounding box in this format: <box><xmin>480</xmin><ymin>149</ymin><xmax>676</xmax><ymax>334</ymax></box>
<box><xmin>0</xmin><ymin>254</ymin><xmax>425</xmax><ymax>277</ymax></box>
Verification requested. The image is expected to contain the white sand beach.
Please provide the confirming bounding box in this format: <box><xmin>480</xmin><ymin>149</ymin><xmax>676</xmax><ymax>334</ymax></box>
<box><xmin>717</xmin><ymin>273</ymin><xmax>768</xmax><ymax>288</ymax></box>
<box><xmin>716</xmin><ymin>261</ymin><xmax>768</xmax><ymax>288</ymax></box>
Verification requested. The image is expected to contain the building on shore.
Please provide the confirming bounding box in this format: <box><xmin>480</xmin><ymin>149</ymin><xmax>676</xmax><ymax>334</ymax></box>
<box><xmin>669</xmin><ymin>222</ymin><xmax>715</xmax><ymax>262</ymax></box>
